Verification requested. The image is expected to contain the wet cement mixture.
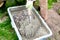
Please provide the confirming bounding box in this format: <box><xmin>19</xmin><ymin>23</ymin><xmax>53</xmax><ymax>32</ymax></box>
<box><xmin>12</xmin><ymin>9</ymin><xmax>48</xmax><ymax>40</ymax></box>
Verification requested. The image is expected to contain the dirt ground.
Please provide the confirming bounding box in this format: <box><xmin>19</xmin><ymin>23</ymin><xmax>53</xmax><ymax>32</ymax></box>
<box><xmin>0</xmin><ymin>16</ymin><xmax>8</xmax><ymax>23</ymax></box>
<box><xmin>46</xmin><ymin>9</ymin><xmax>60</xmax><ymax>40</ymax></box>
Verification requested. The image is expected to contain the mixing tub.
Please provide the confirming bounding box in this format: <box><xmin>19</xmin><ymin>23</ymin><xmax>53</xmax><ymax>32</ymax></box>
<box><xmin>7</xmin><ymin>5</ymin><xmax>52</xmax><ymax>40</ymax></box>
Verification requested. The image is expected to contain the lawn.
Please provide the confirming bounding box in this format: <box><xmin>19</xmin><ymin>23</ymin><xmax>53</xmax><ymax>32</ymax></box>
<box><xmin>0</xmin><ymin>0</ymin><xmax>19</xmax><ymax>39</ymax></box>
<box><xmin>0</xmin><ymin>0</ymin><xmax>26</xmax><ymax>39</ymax></box>
<box><xmin>0</xmin><ymin>11</ymin><xmax>18</xmax><ymax>40</ymax></box>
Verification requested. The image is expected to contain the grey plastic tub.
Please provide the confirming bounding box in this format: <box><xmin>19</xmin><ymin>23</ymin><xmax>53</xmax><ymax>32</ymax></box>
<box><xmin>7</xmin><ymin>5</ymin><xmax>52</xmax><ymax>40</ymax></box>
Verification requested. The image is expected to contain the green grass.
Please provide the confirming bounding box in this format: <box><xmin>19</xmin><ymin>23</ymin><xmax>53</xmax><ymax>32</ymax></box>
<box><xmin>0</xmin><ymin>17</ymin><xmax>18</xmax><ymax>40</ymax></box>
<box><xmin>0</xmin><ymin>0</ymin><xmax>26</xmax><ymax>40</ymax></box>
<box><xmin>34</xmin><ymin>0</ymin><xmax>39</xmax><ymax>6</ymax></box>
<box><xmin>0</xmin><ymin>0</ymin><xmax>21</xmax><ymax>39</ymax></box>
<box><xmin>48</xmin><ymin>0</ymin><xmax>57</xmax><ymax>9</ymax></box>
<box><xmin>0</xmin><ymin>12</ymin><xmax>7</xmax><ymax>18</ymax></box>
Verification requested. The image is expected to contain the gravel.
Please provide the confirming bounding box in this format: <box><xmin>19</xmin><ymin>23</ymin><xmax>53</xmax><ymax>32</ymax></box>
<box><xmin>12</xmin><ymin>9</ymin><xmax>48</xmax><ymax>40</ymax></box>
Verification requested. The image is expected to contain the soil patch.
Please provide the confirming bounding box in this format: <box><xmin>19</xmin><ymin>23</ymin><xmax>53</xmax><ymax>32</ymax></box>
<box><xmin>46</xmin><ymin>9</ymin><xmax>60</xmax><ymax>40</ymax></box>
<box><xmin>0</xmin><ymin>16</ymin><xmax>8</xmax><ymax>23</ymax></box>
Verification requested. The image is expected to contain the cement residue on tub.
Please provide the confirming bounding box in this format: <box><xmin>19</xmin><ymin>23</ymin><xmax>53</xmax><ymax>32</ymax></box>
<box><xmin>12</xmin><ymin>9</ymin><xmax>48</xmax><ymax>40</ymax></box>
